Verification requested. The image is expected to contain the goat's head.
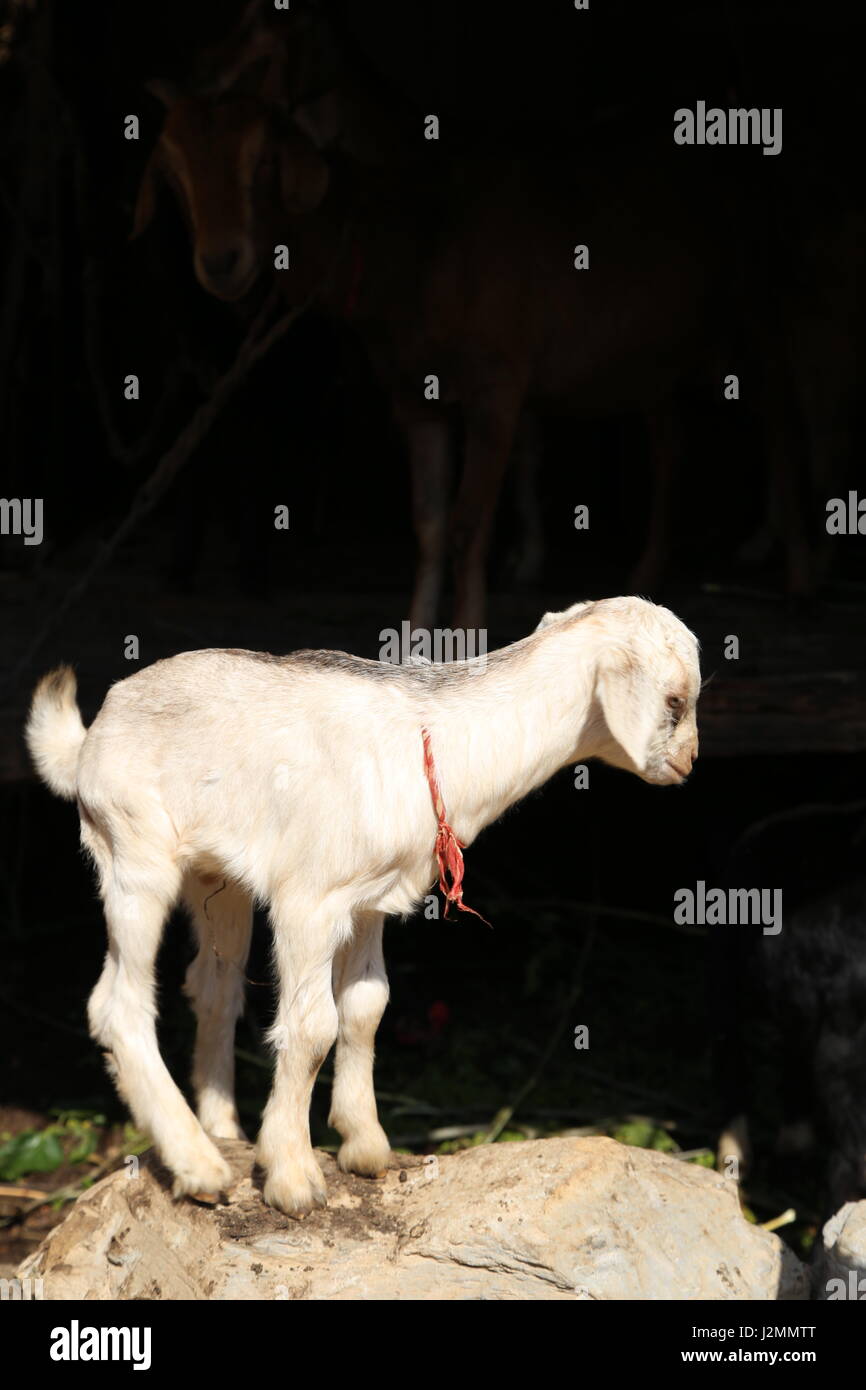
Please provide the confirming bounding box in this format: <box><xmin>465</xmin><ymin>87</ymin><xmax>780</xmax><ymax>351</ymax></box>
<box><xmin>132</xmin><ymin>83</ymin><xmax>330</xmax><ymax>303</ymax></box>
<box><xmin>538</xmin><ymin>596</ymin><xmax>701</xmax><ymax>786</ymax></box>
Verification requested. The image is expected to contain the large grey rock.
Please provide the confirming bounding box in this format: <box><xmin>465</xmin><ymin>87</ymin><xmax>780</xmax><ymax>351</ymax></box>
<box><xmin>816</xmin><ymin>1201</ymin><xmax>866</xmax><ymax>1300</ymax></box>
<box><xmin>17</xmin><ymin>1136</ymin><xmax>807</xmax><ymax>1300</ymax></box>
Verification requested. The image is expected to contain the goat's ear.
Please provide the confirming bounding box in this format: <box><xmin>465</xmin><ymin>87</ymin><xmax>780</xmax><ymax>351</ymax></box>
<box><xmin>292</xmin><ymin>89</ymin><xmax>343</xmax><ymax>150</ymax></box>
<box><xmin>145</xmin><ymin>79</ymin><xmax>181</xmax><ymax>108</ymax></box>
<box><xmin>278</xmin><ymin>131</ymin><xmax>330</xmax><ymax>214</ymax></box>
<box><xmin>226</xmin><ymin>53</ymin><xmax>276</xmax><ymax>99</ymax></box>
<box><xmin>130</xmin><ymin>146</ymin><xmax>164</xmax><ymax>240</ymax></box>
<box><xmin>535</xmin><ymin>601</ymin><xmax>592</xmax><ymax>633</ymax></box>
<box><xmin>194</xmin><ymin>32</ymin><xmax>277</xmax><ymax>97</ymax></box>
<box><xmin>595</xmin><ymin>646</ymin><xmax>659</xmax><ymax>774</ymax></box>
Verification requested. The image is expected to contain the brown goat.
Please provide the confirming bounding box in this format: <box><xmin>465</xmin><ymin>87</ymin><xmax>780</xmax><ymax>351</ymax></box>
<box><xmin>133</xmin><ymin>16</ymin><xmax>759</xmax><ymax>629</ymax></box>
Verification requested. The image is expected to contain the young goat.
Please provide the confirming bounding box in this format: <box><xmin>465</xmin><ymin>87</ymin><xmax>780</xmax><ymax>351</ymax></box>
<box><xmin>26</xmin><ymin>596</ymin><xmax>700</xmax><ymax>1216</ymax></box>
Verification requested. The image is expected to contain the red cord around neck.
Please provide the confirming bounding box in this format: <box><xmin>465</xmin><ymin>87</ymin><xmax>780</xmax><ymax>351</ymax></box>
<box><xmin>421</xmin><ymin>728</ymin><xmax>491</xmax><ymax>926</ymax></box>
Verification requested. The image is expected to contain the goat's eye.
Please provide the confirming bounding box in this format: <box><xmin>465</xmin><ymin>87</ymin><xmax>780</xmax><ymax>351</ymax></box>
<box><xmin>667</xmin><ymin>694</ymin><xmax>685</xmax><ymax>717</ymax></box>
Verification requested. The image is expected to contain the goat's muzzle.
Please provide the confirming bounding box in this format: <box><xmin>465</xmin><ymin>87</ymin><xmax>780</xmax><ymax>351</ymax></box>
<box><xmin>195</xmin><ymin>244</ymin><xmax>259</xmax><ymax>302</ymax></box>
<box><xmin>665</xmin><ymin>745</ymin><xmax>697</xmax><ymax>783</ymax></box>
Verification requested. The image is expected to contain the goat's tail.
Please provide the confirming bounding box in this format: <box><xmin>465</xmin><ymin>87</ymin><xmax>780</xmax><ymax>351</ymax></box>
<box><xmin>25</xmin><ymin>666</ymin><xmax>87</xmax><ymax>800</ymax></box>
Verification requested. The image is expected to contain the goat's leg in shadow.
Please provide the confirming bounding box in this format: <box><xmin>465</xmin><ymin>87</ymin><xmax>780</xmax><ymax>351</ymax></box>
<box><xmin>764</xmin><ymin>362</ymin><xmax>814</xmax><ymax>595</ymax></box>
<box><xmin>505</xmin><ymin>410</ymin><xmax>545</xmax><ymax>588</ymax></box>
<box><xmin>800</xmin><ymin>368</ymin><xmax>856</xmax><ymax>590</ymax></box>
<box><xmin>451</xmin><ymin>383</ymin><xmax>525</xmax><ymax>632</ymax></box>
<box><xmin>407</xmin><ymin>416</ymin><xmax>454</xmax><ymax>633</ymax></box>
<box><xmin>182</xmin><ymin>872</ymin><xmax>253</xmax><ymax>1141</ymax></box>
<box><xmin>630</xmin><ymin>404</ymin><xmax>681</xmax><ymax>595</ymax></box>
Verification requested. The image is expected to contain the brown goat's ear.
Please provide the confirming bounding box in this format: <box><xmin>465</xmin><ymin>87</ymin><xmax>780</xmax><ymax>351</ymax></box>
<box><xmin>130</xmin><ymin>146</ymin><xmax>164</xmax><ymax>239</ymax></box>
<box><xmin>228</xmin><ymin>54</ymin><xmax>274</xmax><ymax>99</ymax></box>
<box><xmin>145</xmin><ymin>79</ymin><xmax>181</xmax><ymax>108</ymax></box>
<box><xmin>278</xmin><ymin>131</ymin><xmax>330</xmax><ymax>214</ymax></box>
<box><xmin>190</xmin><ymin>0</ymin><xmax>289</xmax><ymax>97</ymax></box>
<box><xmin>292</xmin><ymin>89</ymin><xmax>343</xmax><ymax>150</ymax></box>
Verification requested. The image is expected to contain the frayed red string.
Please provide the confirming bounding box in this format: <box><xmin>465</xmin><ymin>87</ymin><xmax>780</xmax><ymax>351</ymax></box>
<box><xmin>422</xmin><ymin>727</ymin><xmax>491</xmax><ymax>926</ymax></box>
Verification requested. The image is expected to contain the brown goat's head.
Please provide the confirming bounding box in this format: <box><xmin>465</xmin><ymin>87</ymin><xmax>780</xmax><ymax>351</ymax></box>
<box><xmin>132</xmin><ymin>84</ymin><xmax>330</xmax><ymax>303</ymax></box>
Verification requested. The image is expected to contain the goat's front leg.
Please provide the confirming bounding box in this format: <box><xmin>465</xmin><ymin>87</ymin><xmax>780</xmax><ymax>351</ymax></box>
<box><xmin>451</xmin><ymin>381</ymin><xmax>525</xmax><ymax>631</ymax></box>
<box><xmin>329</xmin><ymin>911</ymin><xmax>391</xmax><ymax>1177</ymax></box>
<box><xmin>407</xmin><ymin>416</ymin><xmax>454</xmax><ymax>632</ymax></box>
<box><xmin>507</xmin><ymin>410</ymin><xmax>545</xmax><ymax>587</ymax></box>
<box><xmin>257</xmin><ymin>897</ymin><xmax>341</xmax><ymax>1216</ymax></box>
<box><xmin>630</xmin><ymin>404</ymin><xmax>680</xmax><ymax>595</ymax></box>
<box><xmin>761</xmin><ymin>357</ymin><xmax>813</xmax><ymax>595</ymax></box>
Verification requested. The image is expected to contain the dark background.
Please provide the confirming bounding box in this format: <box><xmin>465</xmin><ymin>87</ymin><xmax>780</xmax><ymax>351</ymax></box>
<box><xmin>1</xmin><ymin>0</ymin><xmax>865</xmax><ymax>1266</ymax></box>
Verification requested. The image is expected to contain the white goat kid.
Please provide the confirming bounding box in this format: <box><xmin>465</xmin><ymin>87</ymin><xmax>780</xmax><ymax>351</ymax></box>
<box><xmin>26</xmin><ymin>596</ymin><xmax>700</xmax><ymax>1216</ymax></box>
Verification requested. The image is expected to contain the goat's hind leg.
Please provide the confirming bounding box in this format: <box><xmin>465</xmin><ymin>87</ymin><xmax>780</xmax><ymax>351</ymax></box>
<box><xmin>182</xmin><ymin>871</ymin><xmax>253</xmax><ymax>1141</ymax></box>
<box><xmin>329</xmin><ymin>911</ymin><xmax>392</xmax><ymax>1177</ymax></box>
<box><xmin>87</xmin><ymin>851</ymin><xmax>232</xmax><ymax>1199</ymax></box>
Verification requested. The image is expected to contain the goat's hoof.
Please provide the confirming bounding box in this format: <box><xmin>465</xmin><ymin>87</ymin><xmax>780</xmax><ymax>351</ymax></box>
<box><xmin>263</xmin><ymin>1180</ymin><xmax>327</xmax><ymax>1219</ymax></box>
<box><xmin>171</xmin><ymin>1151</ymin><xmax>232</xmax><ymax>1203</ymax></box>
<box><xmin>337</xmin><ymin>1131</ymin><xmax>393</xmax><ymax>1179</ymax></box>
<box><xmin>262</xmin><ymin>1164</ymin><xmax>328</xmax><ymax>1218</ymax></box>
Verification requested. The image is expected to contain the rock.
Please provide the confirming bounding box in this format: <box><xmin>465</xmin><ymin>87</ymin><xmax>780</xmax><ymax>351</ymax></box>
<box><xmin>17</xmin><ymin>1136</ymin><xmax>808</xmax><ymax>1301</ymax></box>
<box><xmin>816</xmin><ymin>1201</ymin><xmax>866</xmax><ymax>1300</ymax></box>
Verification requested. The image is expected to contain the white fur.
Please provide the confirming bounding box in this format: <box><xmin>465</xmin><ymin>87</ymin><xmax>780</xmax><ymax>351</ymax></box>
<box><xmin>25</xmin><ymin>596</ymin><xmax>700</xmax><ymax>1215</ymax></box>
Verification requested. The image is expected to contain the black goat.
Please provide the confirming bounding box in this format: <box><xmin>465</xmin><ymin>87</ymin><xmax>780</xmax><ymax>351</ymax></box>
<box><xmin>711</xmin><ymin>801</ymin><xmax>866</xmax><ymax>1217</ymax></box>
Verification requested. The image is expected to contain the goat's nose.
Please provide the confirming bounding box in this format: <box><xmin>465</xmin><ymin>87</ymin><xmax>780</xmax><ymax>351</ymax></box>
<box><xmin>200</xmin><ymin>249</ymin><xmax>240</xmax><ymax>281</ymax></box>
<box><xmin>669</xmin><ymin>745</ymin><xmax>697</xmax><ymax>780</ymax></box>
